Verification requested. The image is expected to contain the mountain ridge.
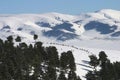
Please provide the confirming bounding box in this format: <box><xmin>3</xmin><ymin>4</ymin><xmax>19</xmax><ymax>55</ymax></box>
<box><xmin>0</xmin><ymin>9</ymin><xmax>120</xmax><ymax>42</ymax></box>
<box><xmin>0</xmin><ymin>9</ymin><xmax>120</xmax><ymax>80</ymax></box>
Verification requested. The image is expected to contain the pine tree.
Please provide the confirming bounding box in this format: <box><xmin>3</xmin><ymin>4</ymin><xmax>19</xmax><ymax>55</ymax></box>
<box><xmin>86</xmin><ymin>54</ymin><xmax>100</xmax><ymax>80</ymax></box>
<box><xmin>58</xmin><ymin>71</ymin><xmax>67</xmax><ymax>80</ymax></box>
<box><xmin>60</xmin><ymin>52</ymin><xmax>68</xmax><ymax>71</ymax></box>
<box><xmin>7</xmin><ymin>35</ymin><xmax>13</xmax><ymax>43</ymax></box>
<box><xmin>0</xmin><ymin>36</ymin><xmax>79</xmax><ymax>80</ymax></box>
<box><xmin>67</xmin><ymin>51</ymin><xmax>76</xmax><ymax>71</ymax></box>
<box><xmin>46</xmin><ymin>46</ymin><xmax>59</xmax><ymax>67</ymax></box>
<box><xmin>68</xmin><ymin>70</ymin><xmax>77</xmax><ymax>80</ymax></box>
<box><xmin>0</xmin><ymin>39</ymin><xmax>3</xmax><ymax>58</ymax></box>
<box><xmin>114</xmin><ymin>62</ymin><xmax>120</xmax><ymax>79</ymax></box>
<box><xmin>76</xmin><ymin>76</ymin><xmax>81</xmax><ymax>80</ymax></box>
<box><xmin>86</xmin><ymin>71</ymin><xmax>96</xmax><ymax>80</ymax></box>
<box><xmin>99</xmin><ymin>51</ymin><xmax>108</xmax><ymax>66</ymax></box>
<box><xmin>89</xmin><ymin>55</ymin><xmax>99</xmax><ymax>70</ymax></box>
<box><xmin>46</xmin><ymin>66</ymin><xmax>57</xmax><ymax>80</ymax></box>
<box><xmin>98</xmin><ymin>51</ymin><xmax>109</xmax><ymax>80</ymax></box>
<box><xmin>15</xmin><ymin>36</ymin><xmax>21</xmax><ymax>42</ymax></box>
<box><xmin>33</xmin><ymin>34</ymin><xmax>38</xmax><ymax>41</ymax></box>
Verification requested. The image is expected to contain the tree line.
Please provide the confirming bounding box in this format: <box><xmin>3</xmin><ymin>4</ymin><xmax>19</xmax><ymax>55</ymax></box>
<box><xmin>86</xmin><ymin>51</ymin><xmax>120</xmax><ymax>80</ymax></box>
<box><xmin>0</xmin><ymin>35</ymin><xmax>120</xmax><ymax>80</ymax></box>
<box><xmin>0</xmin><ymin>35</ymin><xmax>81</xmax><ymax>80</ymax></box>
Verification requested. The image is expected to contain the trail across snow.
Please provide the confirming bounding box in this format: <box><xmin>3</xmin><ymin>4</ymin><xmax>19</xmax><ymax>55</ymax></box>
<box><xmin>43</xmin><ymin>42</ymin><xmax>120</xmax><ymax>80</ymax></box>
<box><xmin>0</xmin><ymin>9</ymin><xmax>120</xmax><ymax>80</ymax></box>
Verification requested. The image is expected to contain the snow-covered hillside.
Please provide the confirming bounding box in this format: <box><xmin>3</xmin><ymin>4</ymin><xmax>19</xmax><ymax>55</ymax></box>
<box><xmin>0</xmin><ymin>9</ymin><xmax>120</xmax><ymax>41</ymax></box>
<box><xmin>0</xmin><ymin>9</ymin><xmax>120</xmax><ymax>79</ymax></box>
<box><xmin>43</xmin><ymin>42</ymin><xmax>120</xmax><ymax>80</ymax></box>
<box><xmin>0</xmin><ymin>9</ymin><xmax>119</xmax><ymax>52</ymax></box>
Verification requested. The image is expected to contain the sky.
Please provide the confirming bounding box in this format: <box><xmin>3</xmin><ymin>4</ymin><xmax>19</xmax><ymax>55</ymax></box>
<box><xmin>0</xmin><ymin>0</ymin><xmax>120</xmax><ymax>15</ymax></box>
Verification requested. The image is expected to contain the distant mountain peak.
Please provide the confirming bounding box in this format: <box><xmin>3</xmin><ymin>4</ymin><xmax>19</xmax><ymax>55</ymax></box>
<box><xmin>0</xmin><ymin>9</ymin><xmax>120</xmax><ymax>41</ymax></box>
<box><xmin>97</xmin><ymin>9</ymin><xmax>120</xmax><ymax>13</ymax></box>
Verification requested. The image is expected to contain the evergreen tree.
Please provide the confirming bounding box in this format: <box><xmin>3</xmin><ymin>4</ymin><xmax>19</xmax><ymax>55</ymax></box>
<box><xmin>60</xmin><ymin>52</ymin><xmax>69</xmax><ymax>71</ymax></box>
<box><xmin>68</xmin><ymin>70</ymin><xmax>77</xmax><ymax>80</ymax></box>
<box><xmin>86</xmin><ymin>51</ymin><xmax>120</xmax><ymax>80</ymax></box>
<box><xmin>89</xmin><ymin>55</ymin><xmax>99</xmax><ymax>70</ymax></box>
<box><xmin>46</xmin><ymin>46</ymin><xmax>59</xmax><ymax>67</ymax></box>
<box><xmin>98</xmin><ymin>51</ymin><xmax>109</xmax><ymax>80</ymax></box>
<box><xmin>86</xmin><ymin>71</ymin><xmax>96</xmax><ymax>80</ymax></box>
<box><xmin>86</xmin><ymin>54</ymin><xmax>100</xmax><ymax>80</ymax></box>
<box><xmin>46</xmin><ymin>66</ymin><xmax>57</xmax><ymax>80</ymax></box>
<box><xmin>99</xmin><ymin>51</ymin><xmax>108</xmax><ymax>66</ymax></box>
<box><xmin>76</xmin><ymin>76</ymin><xmax>81</xmax><ymax>80</ymax></box>
<box><xmin>0</xmin><ymin>36</ymin><xmax>78</xmax><ymax>80</ymax></box>
<box><xmin>114</xmin><ymin>62</ymin><xmax>120</xmax><ymax>79</ymax></box>
<box><xmin>67</xmin><ymin>51</ymin><xmax>76</xmax><ymax>71</ymax></box>
<box><xmin>58</xmin><ymin>71</ymin><xmax>67</xmax><ymax>80</ymax></box>
<box><xmin>7</xmin><ymin>35</ymin><xmax>13</xmax><ymax>43</ymax></box>
<box><xmin>33</xmin><ymin>34</ymin><xmax>38</xmax><ymax>41</ymax></box>
<box><xmin>15</xmin><ymin>36</ymin><xmax>21</xmax><ymax>42</ymax></box>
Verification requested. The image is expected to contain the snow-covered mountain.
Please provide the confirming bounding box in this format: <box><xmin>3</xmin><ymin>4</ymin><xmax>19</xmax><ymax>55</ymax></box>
<box><xmin>43</xmin><ymin>42</ymin><xmax>120</xmax><ymax>80</ymax></box>
<box><xmin>0</xmin><ymin>9</ymin><xmax>120</xmax><ymax>41</ymax></box>
<box><xmin>0</xmin><ymin>9</ymin><xmax>120</xmax><ymax>80</ymax></box>
<box><xmin>0</xmin><ymin>9</ymin><xmax>120</xmax><ymax>50</ymax></box>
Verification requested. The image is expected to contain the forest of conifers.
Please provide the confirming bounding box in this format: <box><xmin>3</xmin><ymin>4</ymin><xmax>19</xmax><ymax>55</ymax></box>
<box><xmin>0</xmin><ymin>35</ymin><xmax>120</xmax><ymax>80</ymax></box>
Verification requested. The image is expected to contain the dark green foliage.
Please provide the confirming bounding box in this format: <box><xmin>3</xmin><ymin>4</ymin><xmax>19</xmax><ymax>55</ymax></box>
<box><xmin>58</xmin><ymin>71</ymin><xmax>67</xmax><ymax>80</ymax></box>
<box><xmin>46</xmin><ymin>46</ymin><xmax>59</xmax><ymax>67</ymax></box>
<box><xmin>60</xmin><ymin>51</ymin><xmax>76</xmax><ymax>72</ymax></box>
<box><xmin>0</xmin><ymin>36</ymin><xmax>78</xmax><ymax>80</ymax></box>
<box><xmin>86</xmin><ymin>55</ymin><xmax>100</xmax><ymax>80</ymax></box>
<box><xmin>98</xmin><ymin>51</ymin><xmax>110</xmax><ymax>80</ymax></box>
<box><xmin>68</xmin><ymin>70</ymin><xmax>77</xmax><ymax>80</ymax></box>
<box><xmin>86</xmin><ymin>71</ymin><xmax>100</xmax><ymax>80</ymax></box>
<box><xmin>34</xmin><ymin>42</ymin><xmax>42</xmax><ymax>48</ymax></box>
<box><xmin>33</xmin><ymin>34</ymin><xmax>38</xmax><ymax>40</ymax></box>
<box><xmin>86</xmin><ymin>71</ymin><xmax>95</xmax><ymax>80</ymax></box>
<box><xmin>86</xmin><ymin>51</ymin><xmax>120</xmax><ymax>80</ymax></box>
<box><xmin>89</xmin><ymin>55</ymin><xmax>99</xmax><ymax>69</ymax></box>
<box><xmin>67</xmin><ymin>51</ymin><xmax>76</xmax><ymax>71</ymax></box>
<box><xmin>45</xmin><ymin>67</ymin><xmax>57</xmax><ymax>80</ymax></box>
<box><xmin>76</xmin><ymin>76</ymin><xmax>81</xmax><ymax>80</ymax></box>
<box><xmin>59</xmin><ymin>51</ymin><xmax>79</xmax><ymax>80</ymax></box>
<box><xmin>99</xmin><ymin>51</ymin><xmax>108</xmax><ymax>66</ymax></box>
<box><xmin>7</xmin><ymin>35</ymin><xmax>13</xmax><ymax>42</ymax></box>
<box><xmin>99</xmin><ymin>61</ymin><xmax>116</xmax><ymax>80</ymax></box>
<box><xmin>15</xmin><ymin>36</ymin><xmax>21</xmax><ymax>42</ymax></box>
<box><xmin>60</xmin><ymin>52</ymin><xmax>68</xmax><ymax>70</ymax></box>
<box><xmin>113</xmin><ymin>62</ymin><xmax>120</xmax><ymax>79</ymax></box>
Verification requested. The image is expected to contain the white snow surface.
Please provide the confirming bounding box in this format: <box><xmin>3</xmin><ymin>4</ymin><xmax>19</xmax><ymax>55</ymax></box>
<box><xmin>43</xmin><ymin>42</ymin><xmax>120</xmax><ymax>80</ymax></box>
<box><xmin>0</xmin><ymin>9</ymin><xmax>120</xmax><ymax>80</ymax></box>
<box><xmin>0</xmin><ymin>9</ymin><xmax>120</xmax><ymax>40</ymax></box>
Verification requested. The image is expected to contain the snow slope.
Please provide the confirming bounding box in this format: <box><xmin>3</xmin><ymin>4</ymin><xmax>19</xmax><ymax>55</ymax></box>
<box><xmin>0</xmin><ymin>9</ymin><xmax>120</xmax><ymax>41</ymax></box>
<box><xmin>0</xmin><ymin>9</ymin><xmax>120</xmax><ymax>79</ymax></box>
<box><xmin>43</xmin><ymin>42</ymin><xmax>120</xmax><ymax>80</ymax></box>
